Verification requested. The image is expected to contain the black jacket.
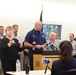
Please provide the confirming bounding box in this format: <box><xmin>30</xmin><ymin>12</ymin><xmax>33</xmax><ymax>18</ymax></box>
<box><xmin>0</xmin><ymin>37</ymin><xmax>23</xmax><ymax>60</ymax></box>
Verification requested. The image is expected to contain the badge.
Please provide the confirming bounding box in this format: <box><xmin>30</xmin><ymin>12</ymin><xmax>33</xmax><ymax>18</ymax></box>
<box><xmin>32</xmin><ymin>41</ymin><xmax>36</xmax><ymax>45</ymax></box>
<box><xmin>33</xmin><ymin>35</ymin><xmax>35</xmax><ymax>38</ymax></box>
<box><xmin>42</xmin><ymin>35</ymin><xmax>44</xmax><ymax>38</ymax></box>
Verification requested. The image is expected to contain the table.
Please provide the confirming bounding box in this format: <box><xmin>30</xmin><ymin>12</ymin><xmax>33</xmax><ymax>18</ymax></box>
<box><xmin>6</xmin><ymin>70</ymin><xmax>51</xmax><ymax>75</ymax></box>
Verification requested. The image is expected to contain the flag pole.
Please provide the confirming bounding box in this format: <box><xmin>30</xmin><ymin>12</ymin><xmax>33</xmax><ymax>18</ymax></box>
<box><xmin>41</xmin><ymin>4</ymin><xmax>43</xmax><ymax>23</ymax></box>
<box><xmin>40</xmin><ymin>4</ymin><xmax>43</xmax><ymax>23</ymax></box>
<box><xmin>40</xmin><ymin>4</ymin><xmax>43</xmax><ymax>31</ymax></box>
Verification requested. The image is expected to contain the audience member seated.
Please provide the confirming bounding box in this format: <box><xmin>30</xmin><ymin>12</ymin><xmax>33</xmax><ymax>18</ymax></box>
<box><xmin>51</xmin><ymin>40</ymin><xmax>76</xmax><ymax>75</ymax></box>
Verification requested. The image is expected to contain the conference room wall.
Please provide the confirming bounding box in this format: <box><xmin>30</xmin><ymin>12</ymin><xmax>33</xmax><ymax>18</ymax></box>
<box><xmin>0</xmin><ymin>0</ymin><xmax>76</xmax><ymax>41</ymax></box>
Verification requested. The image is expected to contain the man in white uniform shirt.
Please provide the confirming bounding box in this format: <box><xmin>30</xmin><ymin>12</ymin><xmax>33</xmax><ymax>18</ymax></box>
<box><xmin>69</xmin><ymin>33</ymin><xmax>76</xmax><ymax>58</ymax></box>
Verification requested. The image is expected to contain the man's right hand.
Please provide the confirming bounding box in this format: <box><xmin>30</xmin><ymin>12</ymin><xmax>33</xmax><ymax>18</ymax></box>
<box><xmin>8</xmin><ymin>40</ymin><xmax>15</xmax><ymax>47</ymax></box>
<box><xmin>34</xmin><ymin>45</ymin><xmax>42</xmax><ymax>49</ymax></box>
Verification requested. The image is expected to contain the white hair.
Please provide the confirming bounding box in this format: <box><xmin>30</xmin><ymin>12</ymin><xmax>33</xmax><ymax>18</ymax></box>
<box><xmin>49</xmin><ymin>32</ymin><xmax>56</xmax><ymax>36</ymax></box>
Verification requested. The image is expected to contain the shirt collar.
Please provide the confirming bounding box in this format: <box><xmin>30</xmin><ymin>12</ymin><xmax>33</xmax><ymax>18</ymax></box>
<box><xmin>33</xmin><ymin>29</ymin><xmax>41</xmax><ymax>34</ymax></box>
<box><xmin>0</xmin><ymin>35</ymin><xmax>5</xmax><ymax>39</ymax></box>
<box><xmin>13</xmin><ymin>33</ymin><xmax>18</xmax><ymax>37</ymax></box>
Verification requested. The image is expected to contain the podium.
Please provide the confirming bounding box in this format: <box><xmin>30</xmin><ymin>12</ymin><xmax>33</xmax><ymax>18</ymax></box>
<box><xmin>33</xmin><ymin>50</ymin><xmax>60</xmax><ymax>70</ymax></box>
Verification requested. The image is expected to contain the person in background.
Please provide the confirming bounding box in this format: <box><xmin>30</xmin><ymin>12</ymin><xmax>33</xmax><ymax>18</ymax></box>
<box><xmin>23</xmin><ymin>41</ymin><xmax>29</xmax><ymax>71</ymax></box>
<box><xmin>74</xmin><ymin>37</ymin><xmax>76</xmax><ymax>41</ymax></box>
<box><xmin>12</xmin><ymin>24</ymin><xmax>23</xmax><ymax>70</ymax></box>
<box><xmin>0</xmin><ymin>26</ymin><xmax>23</xmax><ymax>75</ymax></box>
<box><xmin>55</xmin><ymin>32</ymin><xmax>61</xmax><ymax>42</ymax></box>
<box><xmin>0</xmin><ymin>26</ymin><xmax>5</xmax><ymax>75</ymax></box>
<box><xmin>24</xmin><ymin>21</ymin><xmax>46</xmax><ymax>70</ymax></box>
<box><xmin>12</xmin><ymin>24</ymin><xmax>23</xmax><ymax>56</ymax></box>
<box><xmin>47</xmin><ymin>32</ymin><xmax>60</xmax><ymax>51</ymax></box>
<box><xmin>55</xmin><ymin>32</ymin><xmax>59</xmax><ymax>39</ymax></box>
<box><xmin>69</xmin><ymin>33</ymin><xmax>76</xmax><ymax>58</ymax></box>
<box><xmin>51</xmin><ymin>40</ymin><xmax>76</xmax><ymax>75</ymax></box>
<box><xmin>23</xmin><ymin>46</ymin><xmax>29</xmax><ymax>70</ymax></box>
<box><xmin>12</xmin><ymin>24</ymin><xmax>22</xmax><ymax>41</ymax></box>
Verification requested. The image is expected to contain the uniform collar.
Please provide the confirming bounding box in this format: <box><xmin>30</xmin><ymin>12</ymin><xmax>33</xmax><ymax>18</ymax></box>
<box><xmin>33</xmin><ymin>29</ymin><xmax>42</xmax><ymax>34</ymax></box>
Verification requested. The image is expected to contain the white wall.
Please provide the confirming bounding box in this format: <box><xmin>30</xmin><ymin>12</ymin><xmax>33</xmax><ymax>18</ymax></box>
<box><xmin>0</xmin><ymin>0</ymin><xmax>76</xmax><ymax>41</ymax></box>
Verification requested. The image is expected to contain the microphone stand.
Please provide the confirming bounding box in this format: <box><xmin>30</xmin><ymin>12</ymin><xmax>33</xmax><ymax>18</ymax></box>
<box><xmin>44</xmin><ymin>63</ymin><xmax>51</xmax><ymax>74</ymax></box>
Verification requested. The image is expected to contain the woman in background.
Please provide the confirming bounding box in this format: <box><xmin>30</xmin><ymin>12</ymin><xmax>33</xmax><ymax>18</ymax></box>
<box><xmin>0</xmin><ymin>26</ymin><xmax>23</xmax><ymax>75</ymax></box>
<box><xmin>51</xmin><ymin>40</ymin><xmax>76</xmax><ymax>75</ymax></box>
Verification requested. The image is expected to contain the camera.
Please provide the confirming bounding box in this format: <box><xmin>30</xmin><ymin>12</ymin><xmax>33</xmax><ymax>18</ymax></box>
<box><xmin>42</xmin><ymin>58</ymin><xmax>50</xmax><ymax>64</ymax></box>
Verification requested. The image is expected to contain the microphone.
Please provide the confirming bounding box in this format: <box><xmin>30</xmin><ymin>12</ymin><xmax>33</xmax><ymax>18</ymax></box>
<box><xmin>46</xmin><ymin>43</ymin><xmax>51</xmax><ymax>51</ymax></box>
<box><xmin>46</xmin><ymin>42</ymin><xmax>54</xmax><ymax>51</ymax></box>
<box><xmin>51</xmin><ymin>45</ymin><xmax>58</xmax><ymax>51</ymax></box>
<box><xmin>46</xmin><ymin>42</ymin><xmax>58</xmax><ymax>51</ymax></box>
<box><xmin>50</xmin><ymin>44</ymin><xmax>54</xmax><ymax>50</ymax></box>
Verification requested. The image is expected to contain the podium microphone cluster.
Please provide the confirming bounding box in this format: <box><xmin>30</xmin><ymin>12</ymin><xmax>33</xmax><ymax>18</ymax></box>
<box><xmin>46</xmin><ymin>43</ymin><xmax>58</xmax><ymax>51</ymax></box>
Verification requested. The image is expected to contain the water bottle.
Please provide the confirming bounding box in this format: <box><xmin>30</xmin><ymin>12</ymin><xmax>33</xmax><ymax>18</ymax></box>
<box><xmin>16</xmin><ymin>59</ymin><xmax>21</xmax><ymax>72</ymax></box>
<box><xmin>25</xmin><ymin>62</ymin><xmax>30</xmax><ymax>74</ymax></box>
